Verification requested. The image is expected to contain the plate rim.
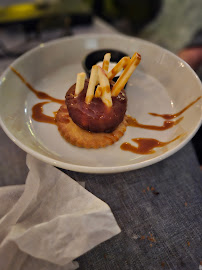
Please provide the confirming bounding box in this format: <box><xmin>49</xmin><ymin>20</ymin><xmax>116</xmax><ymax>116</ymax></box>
<box><xmin>0</xmin><ymin>33</ymin><xmax>202</xmax><ymax>174</ymax></box>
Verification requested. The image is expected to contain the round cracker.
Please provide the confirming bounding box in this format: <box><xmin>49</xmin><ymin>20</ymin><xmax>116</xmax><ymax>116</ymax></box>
<box><xmin>56</xmin><ymin>104</ymin><xmax>127</xmax><ymax>149</ymax></box>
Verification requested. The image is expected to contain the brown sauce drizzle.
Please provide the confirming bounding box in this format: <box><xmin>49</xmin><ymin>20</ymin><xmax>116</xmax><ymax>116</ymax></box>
<box><xmin>149</xmin><ymin>96</ymin><xmax>201</xmax><ymax>120</ymax></box>
<box><xmin>121</xmin><ymin>135</ymin><xmax>181</xmax><ymax>155</ymax></box>
<box><xmin>10</xmin><ymin>66</ymin><xmax>64</xmax><ymax>104</ymax></box>
<box><xmin>32</xmin><ymin>102</ymin><xmax>56</xmax><ymax>125</ymax></box>
<box><xmin>127</xmin><ymin>115</ymin><xmax>183</xmax><ymax>131</ymax></box>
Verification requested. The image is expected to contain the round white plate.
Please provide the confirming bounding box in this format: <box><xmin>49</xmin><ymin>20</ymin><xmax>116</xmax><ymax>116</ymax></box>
<box><xmin>0</xmin><ymin>34</ymin><xmax>201</xmax><ymax>173</ymax></box>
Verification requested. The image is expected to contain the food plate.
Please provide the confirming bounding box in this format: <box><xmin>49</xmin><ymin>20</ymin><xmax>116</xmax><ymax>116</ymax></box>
<box><xmin>0</xmin><ymin>34</ymin><xmax>201</xmax><ymax>173</ymax></box>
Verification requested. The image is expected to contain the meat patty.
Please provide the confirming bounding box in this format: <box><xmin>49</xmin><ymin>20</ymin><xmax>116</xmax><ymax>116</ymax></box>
<box><xmin>65</xmin><ymin>79</ymin><xmax>127</xmax><ymax>133</ymax></box>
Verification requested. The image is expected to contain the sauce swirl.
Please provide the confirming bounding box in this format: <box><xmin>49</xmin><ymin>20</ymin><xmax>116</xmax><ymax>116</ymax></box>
<box><xmin>10</xmin><ymin>66</ymin><xmax>64</xmax><ymax>104</ymax></box>
<box><xmin>32</xmin><ymin>102</ymin><xmax>56</xmax><ymax>125</ymax></box>
<box><xmin>149</xmin><ymin>96</ymin><xmax>201</xmax><ymax>120</ymax></box>
<box><xmin>121</xmin><ymin>135</ymin><xmax>181</xmax><ymax>155</ymax></box>
<box><xmin>127</xmin><ymin>115</ymin><xmax>183</xmax><ymax>131</ymax></box>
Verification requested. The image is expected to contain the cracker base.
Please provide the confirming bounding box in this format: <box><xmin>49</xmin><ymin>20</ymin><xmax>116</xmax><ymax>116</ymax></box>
<box><xmin>56</xmin><ymin>104</ymin><xmax>127</xmax><ymax>149</ymax></box>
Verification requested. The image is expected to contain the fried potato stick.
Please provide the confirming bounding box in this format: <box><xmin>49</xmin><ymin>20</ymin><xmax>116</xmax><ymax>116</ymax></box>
<box><xmin>85</xmin><ymin>65</ymin><xmax>98</xmax><ymax>104</ymax></box>
<box><xmin>111</xmin><ymin>53</ymin><xmax>141</xmax><ymax>96</ymax></box>
<box><xmin>75</xmin><ymin>72</ymin><xmax>86</xmax><ymax>96</ymax></box>
<box><xmin>98</xmin><ymin>66</ymin><xmax>112</xmax><ymax>107</ymax></box>
<box><xmin>107</xmin><ymin>56</ymin><xmax>130</xmax><ymax>80</ymax></box>
<box><xmin>102</xmin><ymin>53</ymin><xmax>111</xmax><ymax>73</ymax></box>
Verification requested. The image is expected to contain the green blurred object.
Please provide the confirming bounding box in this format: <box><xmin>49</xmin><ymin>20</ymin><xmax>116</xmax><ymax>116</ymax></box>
<box><xmin>0</xmin><ymin>0</ymin><xmax>92</xmax><ymax>27</ymax></box>
<box><xmin>85</xmin><ymin>0</ymin><xmax>162</xmax><ymax>34</ymax></box>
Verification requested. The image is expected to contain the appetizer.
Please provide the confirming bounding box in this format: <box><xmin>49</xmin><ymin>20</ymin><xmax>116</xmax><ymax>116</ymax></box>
<box><xmin>56</xmin><ymin>52</ymin><xmax>141</xmax><ymax>148</ymax></box>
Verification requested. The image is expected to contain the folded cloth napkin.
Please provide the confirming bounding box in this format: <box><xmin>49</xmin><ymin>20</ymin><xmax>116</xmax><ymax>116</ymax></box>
<box><xmin>0</xmin><ymin>155</ymin><xmax>121</xmax><ymax>270</ymax></box>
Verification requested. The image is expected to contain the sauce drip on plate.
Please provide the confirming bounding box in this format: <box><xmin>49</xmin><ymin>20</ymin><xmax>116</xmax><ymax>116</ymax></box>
<box><xmin>121</xmin><ymin>135</ymin><xmax>181</xmax><ymax>155</ymax></box>
<box><xmin>10</xmin><ymin>66</ymin><xmax>64</xmax><ymax>104</ymax></box>
<box><xmin>149</xmin><ymin>96</ymin><xmax>201</xmax><ymax>120</ymax></box>
<box><xmin>127</xmin><ymin>115</ymin><xmax>183</xmax><ymax>131</ymax></box>
<box><xmin>32</xmin><ymin>101</ymin><xmax>56</xmax><ymax>125</ymax></box>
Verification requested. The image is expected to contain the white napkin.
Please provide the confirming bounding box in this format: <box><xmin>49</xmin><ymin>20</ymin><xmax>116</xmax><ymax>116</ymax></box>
<box><xmin>0</xmin><ymin>155</ymin><xmax>121</xmax><ymax>270</ymax></box>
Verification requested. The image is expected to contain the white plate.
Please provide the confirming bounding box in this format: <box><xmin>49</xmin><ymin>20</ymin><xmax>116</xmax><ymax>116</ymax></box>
<box><xmin>0</xmin><ymin>34</ymin><xmax>201</xmax><ymax>173</ymax></box>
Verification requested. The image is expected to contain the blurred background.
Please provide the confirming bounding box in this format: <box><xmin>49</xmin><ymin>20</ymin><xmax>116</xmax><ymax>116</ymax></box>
<box><xmin>0</xmin><ymin>0</ymin><xmax>202</xmax><ymax>179</ymax></box>
<box><xmin>0</xmin><ymin>0</ymin><xmax>201</xmax><ymax>53</ymax></box>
